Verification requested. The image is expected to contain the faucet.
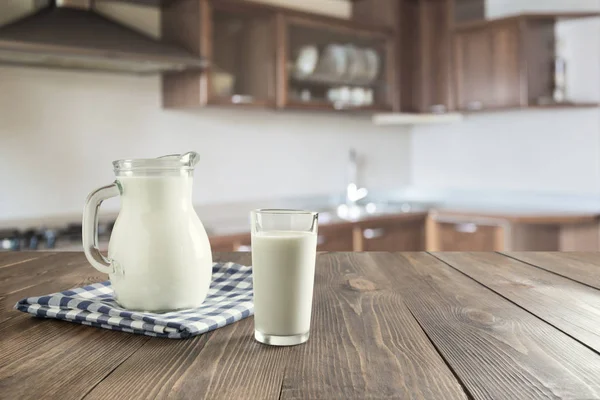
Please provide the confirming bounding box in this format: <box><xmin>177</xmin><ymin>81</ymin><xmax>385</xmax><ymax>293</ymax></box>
<box><xmin>345</xmin><ymin>148</ymin><xmax>368</xmax><ymax>207</ymax></box>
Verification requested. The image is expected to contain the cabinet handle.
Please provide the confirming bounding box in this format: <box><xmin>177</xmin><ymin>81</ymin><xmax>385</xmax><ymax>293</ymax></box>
<box><xmin>236</xmin><ymin>245</ymin><xmax>252</xmax><ymax>252</ymax></box>
<box><xmin>231</xmin><ymin>95</ymin><xmax>255</xmax><ymax>104</ymax></box>
<box><xmin>317</xmin><ymin>235</ymin><xmax>326</xmax><ymax>245</ymax></box>
<box><xmin>455</xmin><ymin>223</ymin><xmax>477</xmax><ymax>233</ymax></box>
<box><xmin>430</xmin><ymin>104</ymin><xmax>447</xmax><ymax>114</ymax></box>
<box><xmin>363</xmin><ymin>228</ymin><xmax>385</xmax><ymax>239</ymax></box>
<box><xmin>466</xmin><ymin>101</ymin><xmax>483</xmax><ymax>111</ymax></box>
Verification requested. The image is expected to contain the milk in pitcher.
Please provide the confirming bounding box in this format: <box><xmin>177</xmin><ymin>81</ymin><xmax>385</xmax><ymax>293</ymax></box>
<box><xmin>108</xmin><ymin>175</ymin><xmax>212</xmax><ymax>311</ymax></box>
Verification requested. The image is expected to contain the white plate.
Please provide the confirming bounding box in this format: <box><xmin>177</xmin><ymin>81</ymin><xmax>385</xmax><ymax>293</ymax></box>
<box><xmin>364</xmin><ymin>48</ymin><xmax>380</xmax><ymax>83</ymax></box>
<box><xmin>317</xmin><ymin>44</ymin><xmax>347</xmax><ymax>80</ymax></box>
<box><xmin>293</xmin><ymin>45</ymin><xmax>319</xmax><ymax>79</ymax></box>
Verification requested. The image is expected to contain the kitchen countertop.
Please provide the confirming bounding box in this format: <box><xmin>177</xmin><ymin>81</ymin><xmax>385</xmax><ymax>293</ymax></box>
<box><xmin>3</xmin><ymin>251</ymin><xmax>600</xmax><ymax>399</ymax></box>
<box><xmin>431</xmin><ymin>209</ymin><xmax>600</xmax><ymax>225</ymax></box>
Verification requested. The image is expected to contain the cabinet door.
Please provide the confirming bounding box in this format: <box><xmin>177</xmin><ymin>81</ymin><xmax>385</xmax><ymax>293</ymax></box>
<box><xmin>435</xmin><ymin>222</ymin><xmax>503</xmax><ymax>251</ymax></box>
<box><xmin>491</xmin><ymin>21</ymin><xmax>523</xmax><ymax>108</ymax></box>
<box><xmin>317</xmin><ymin>225</ymin><xmax>355</xmax><ymax>251</ymax></box>
<box><xmin>419</xmin><ymin>0</ymin><xmax>453</xmax><ymax>113</ymax></box>
<box><xmin>454</xmin><ymin>27</ymin><xmax>493</xmax><ymax>111</ymax></box>
<box><xmin>361</xmin><ymin>220</ymin><xmax>425</xmax><ymax>251</ymax></box>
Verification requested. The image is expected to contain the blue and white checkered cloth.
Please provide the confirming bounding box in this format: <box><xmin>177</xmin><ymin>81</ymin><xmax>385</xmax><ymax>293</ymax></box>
<box><xmin>15</xmin><ymin>262</ymin><xmax>253</xmax><ymax>339</ymax></box>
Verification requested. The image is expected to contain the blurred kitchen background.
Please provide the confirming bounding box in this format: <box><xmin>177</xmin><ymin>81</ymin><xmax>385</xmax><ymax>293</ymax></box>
<box><xmin>1</xmin><ymin>0</ymin><xmax>599</xmax><ymax>252</ymax></box>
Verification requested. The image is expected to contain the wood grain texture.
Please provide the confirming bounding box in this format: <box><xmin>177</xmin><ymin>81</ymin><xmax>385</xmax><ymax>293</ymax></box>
<box><xmin>0</xmin><ymin>251</ymin><xmax>49</xmax><ymax>269</ymax></box>
<box><xmin>4</xmin><ymin>252</ymin><xmax>600</xmax><ymax>399</ymax></box>
<box><xmin>503</xmin><ymin>252</ymin><xmax>600</xmax><ymax>290</ymax></box>
<box><xmin>370</xmin><ymin>252</ymin><xmax>600</xmax><ymax>400</ymax></box>
<box><xmin>433</xmin><ymin>252</ymin><xmax>600</xmax><ymax>353</ymax></box>
<box><xmin>0</xmin><ymin>326</ymin><xmax>149</xmax><ymax>400</ymax></box>
<box><xmin>491</xmin><ymin>19</ymin><xmax>523</xmax><ymax>108</ymax></box>
<box><xmin>281</xmin><ymin>252</ymin><xmax>467</xmax><ymax>400</ymax></box>
<box><xmin>86</xmin><ymin>312</ymin><xmax>287</xmax><ymax>400</ymax></box>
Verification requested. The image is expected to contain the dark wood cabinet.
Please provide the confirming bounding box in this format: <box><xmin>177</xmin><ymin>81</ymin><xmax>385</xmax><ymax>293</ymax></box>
<box><xmin>453</xmin><ymin>14</ymin><xmax>598</xmax><ymax>112</ymax></box>
<box><xmin>436</xmin><ymin>222</ymin><xmax>503</xmax><ymax>251</ymax></box>
<box><xmin>418</xmin><ymin>0</ymin><xmax>453</xmax><ymax>113</ymax></box>
<box><xmin>455</xmin><ymin>20</ymin><xmax>524</xmax><ymax>111</ymax></box>
<box><xmin>453</xmin><ymin>26</ymin><xmax>492</xmax><ymax>110</ymax></box>
<box><xmin>163</xmin><ymin>0</ymin><xmax>395</xmax><ymax>111</ymax></box>
<box><xmin>354</xmin><ymin>0</ymin><xmax>453</xmax><ymax>113</ymax></box>
<box><xmin>490</xmin><ymin>20</ymin><xmax>523</xmax><ymax>109</ymax></box>
<box><xmin>280</xmin><ymin>15</ymin><xmax>395</xmax><ymax>111</ymax></box>
<box><xmin>317</xmin><ymin>225</ymin><xmax>355</xmax><ymax>251</ymax></box>
<box><xmin>359</xmin><ymin>216</ymin><xmax>426</xmax><ymax>251</ymax></box>
<box><xmin>163</xmin><ymin>0</ymin><xmax>276</xmax><ymax>108</ymax></box>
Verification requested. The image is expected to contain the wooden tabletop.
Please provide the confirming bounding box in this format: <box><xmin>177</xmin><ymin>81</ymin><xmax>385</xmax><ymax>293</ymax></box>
<box><xmin>2</xmin><ymin>252</ymin><xmax>600</xmax><ymax>399</ymax></box>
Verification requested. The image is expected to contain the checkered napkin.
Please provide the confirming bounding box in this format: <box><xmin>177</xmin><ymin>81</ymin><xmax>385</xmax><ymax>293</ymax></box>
<box><xmin>14</xmin><ymin>262</ymin><xmax>253</xmax><ymax>339</ymax></box>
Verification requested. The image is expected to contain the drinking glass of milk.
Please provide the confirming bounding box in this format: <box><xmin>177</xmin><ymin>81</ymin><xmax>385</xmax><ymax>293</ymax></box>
<box><xmin>251</xmin><ymin>209</ymin><xmax>318</xmax><ymax>346</ymax></box>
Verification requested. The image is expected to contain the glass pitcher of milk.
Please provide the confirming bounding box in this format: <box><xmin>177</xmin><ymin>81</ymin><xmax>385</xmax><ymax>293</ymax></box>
<box><xmin>82</xmin><ymin>152</ymin><xmax>212</xmax><ymax>312</ymax></box>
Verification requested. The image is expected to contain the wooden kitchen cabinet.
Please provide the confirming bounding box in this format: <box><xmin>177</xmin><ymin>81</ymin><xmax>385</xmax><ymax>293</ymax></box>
<box><xmin>417</xmin><ymin>0</ymin><xmax>453</xmax><ymax>113</ymax></box>
<box><xmin>162</xmin><ymin>0</ymin><xmax>276</xmax><ymax>108</ymax></box>
<box><xmin>455</xmin><ymin>20</ymin><xmax>524</xmax><ymax>111</ymax></box>
<box><xmin>453</xmin><ymin>26</ymin><xmax>493</xmax><ymax>111</ymax></box>
<box><xmin>454</xmin><ymin>14</ymin><xmax>599</xmax><ymax>112</ymax></box>
<box><xmin>427</xmin><ymin>211</ymin><xmax>600</xmax><ymax>251</ymax></box>
<box><xmin>491</xmin><ymin>20</ymin><xmax>522</xmax><ymax>109</ymax></box>
<box><xmin>279</xmin><ymin>14</ymin><xmax>395</xmax><ymax>111</ymax></box>
<box><xmin>317</xmin><ymin>224</ymin><xmax>355</xmax><ymax>251</ymax></box>
<box><xmin>359</xmin><ymin>215</ymin><xmax>426</xmax><ymax>251</ymax></box>
<box><xmin>354</xmin><ymin>0</ymin><xmax>453</xmax><ymax>113</ymax></box>
<box><xmin>426</xmin><ymin>215</ymin><xmax>505</xmax><ymax>251</ymax></box>
<box><xmin>455</xmin><ymin>20</ymin><xmax>527</xmax><ymax>111</ymax></box>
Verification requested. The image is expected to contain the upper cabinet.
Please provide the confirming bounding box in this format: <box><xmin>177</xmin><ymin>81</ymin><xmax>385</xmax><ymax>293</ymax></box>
<box><xmin>162</xmin><ymin>0</ymin><xmax>276</xmax><ymax>108</ymax></box>
<box><xmin>280</xmin><ymin>15</ymin><xmax>394</xmax><ymax>111</ymax></box>
<box><xmin>355</xmin><ymin>0</ymin><xmax>599</xmax><ymax>115</ymax></box>
<box><xmin>453</xmin><ymin>14</ymin><xmax>599</xmax><ymax>112</ymax></box>
<box><xmin>454</xmin><ymin>19</ymin><xmax>522</xmax><ymax>111</ymax></box>
<box><xmin>162</xmin><ymin>0</ymin><xmax>395</xmax><ymax>111</ymax></box>
<box><xmin>354</xmin><ymin>0</ymin><xmax>453</xmax><ymax>114</ymax></box>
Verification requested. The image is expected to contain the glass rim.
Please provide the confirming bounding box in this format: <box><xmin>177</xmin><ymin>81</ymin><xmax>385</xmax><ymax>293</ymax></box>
<box><xmin>113</xmin><ymin>158</ymin><xmax>194</xmax><ymax>172</ymax></box>
<box><xmin>113</xmin><ymin>152</ymin><xmax>199</xmax><ymax>172</ymax></box>
<box><xmin>252</xmin><ymin>209</ymin><xmax>318</xmax><ymax>216</ymax></box>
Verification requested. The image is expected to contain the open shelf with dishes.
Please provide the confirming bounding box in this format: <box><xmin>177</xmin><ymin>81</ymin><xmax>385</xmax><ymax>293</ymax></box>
<box><xmin>279</xmin><ymin>15</ymin><xmax>394</xmax><ymax>111</ymax></box>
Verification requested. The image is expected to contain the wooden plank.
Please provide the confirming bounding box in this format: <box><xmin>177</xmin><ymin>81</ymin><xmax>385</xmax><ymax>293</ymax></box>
<box><xmin>0</xmin><ymin>252</ymin><xmax>87</xmax><ymax>296</ymax></box>
<box><xmin>85</xmin><ymin>253</ymin><xmax>289</xmax><ymax>400</ymax></box>
<box><xmin>433</xmin><ymin>252</ymin><xmax>600</xmax><ymax>353</ymax></box>
<box><xmin>0</xmin><ymin>325</ymin><xmax>149</xmax><ymax>400</ymax></box>
<box><xmin>370</xmin><ymin>252</ymin><xmax>600</xmax><ymax>400</ymax></box>
<box><xmin>0</xmin><ymin>260</ymin><xmax>105</xmax><ymax>324</ymax></box>
<box><xmin>281</xmin><ymin>253</ymin><xmax>467</xmax><ymax>400</ymax></box>
<box><xmin>504</xmin><ymin>252</ymin><xmax>600</xmax><ymax>290</ymax></box>
<box><xmin>0</xmin><ymin>253</ymin><xmax>150</xmax><ymax>400</ymax></box>
<box><xmin>85</xmin><ymin>317</ymin><xmax>286</xmax><ymax>400</ymax></box>
<box><xmin>0</xmin><ymin>251</ymin><xmax>49</xmax><ymax>269</ymax></box>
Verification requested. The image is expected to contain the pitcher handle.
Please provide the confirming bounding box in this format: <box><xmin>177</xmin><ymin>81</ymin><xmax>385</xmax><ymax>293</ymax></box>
<box><xmin>82</xmin><ymin>183</ymin><xmax>120</xmax><ymax>274</ymax></box>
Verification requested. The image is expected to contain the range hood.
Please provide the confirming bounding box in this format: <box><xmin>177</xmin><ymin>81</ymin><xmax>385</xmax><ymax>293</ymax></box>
<box><xmin>0</xmin><ymin>0</ymin><xmax>207</xmax><ymax>74</ymax></box>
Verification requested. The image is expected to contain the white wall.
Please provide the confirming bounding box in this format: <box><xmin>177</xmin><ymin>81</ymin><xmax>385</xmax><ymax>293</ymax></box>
<box><xmin>411</xmin><ymin>1</ymin><xmax>600</xmax><ymax>195</ymax></box>
<box><xmin>0</xmin><ymin>67</ymin><xmax>410</xmax><ymax>222</ymax></box>
<box><xmin>0</xmin><ymin>0</ymin><xmax>409</xmax><ymax>223</ymax></box>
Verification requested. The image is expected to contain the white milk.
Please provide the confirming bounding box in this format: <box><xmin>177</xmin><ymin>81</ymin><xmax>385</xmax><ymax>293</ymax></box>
<box><xmin>251</xmin><ymin>231</ymin><xmax>317</xmax><ymax>336</ymax></box>
<box><xmin>108</xmin><ymin>175</ymin><xmax>212</xmax><ymax>311</ymax></box>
